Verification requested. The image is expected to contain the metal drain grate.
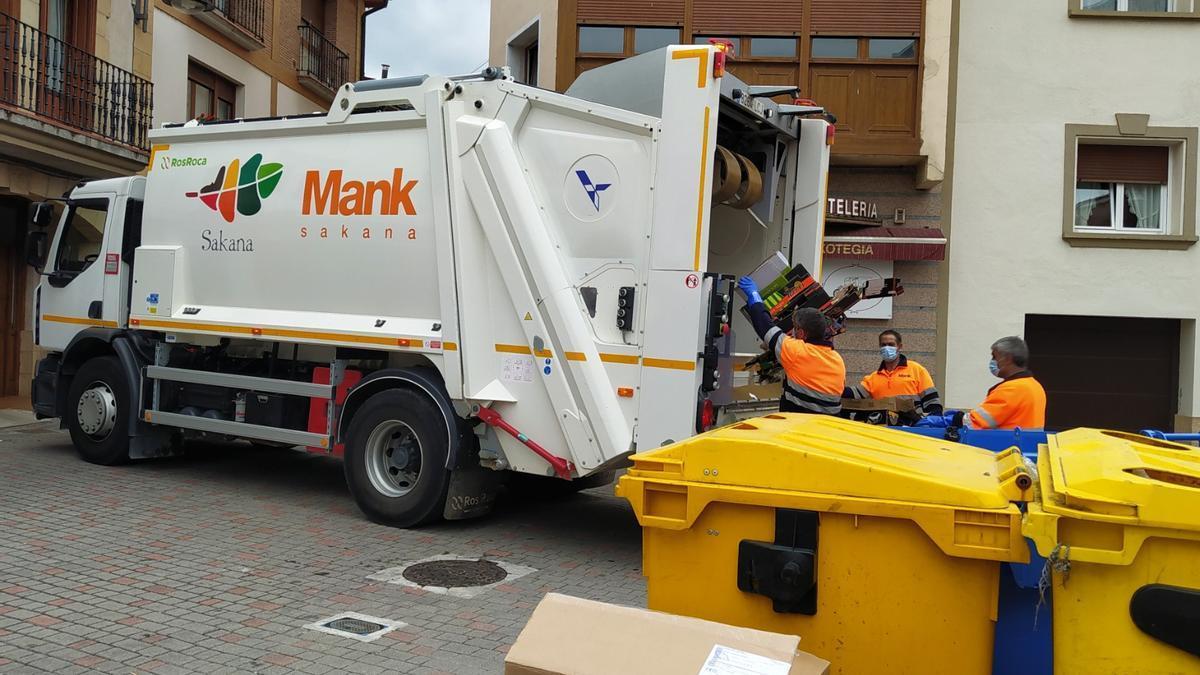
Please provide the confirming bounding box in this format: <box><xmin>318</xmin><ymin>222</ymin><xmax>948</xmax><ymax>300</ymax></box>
<box><xmin>305</xmin><ymin>612</ymin><xmax>404</xmax><ymax>643</ymax></box>
<box><xmin>401</xmin><ymin>559</ymin><xmax>507</xmax><ymax>588</ymax></box>
<box><xmin>322</xmin><ymin>617</ymin><xmax>386</xmax><ymax>636</ymax></box>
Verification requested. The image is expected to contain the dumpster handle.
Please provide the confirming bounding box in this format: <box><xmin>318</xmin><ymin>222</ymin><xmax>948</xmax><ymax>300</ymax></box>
<box><xmin>1141</xmin><ymin>429</ymin><xmax>1200</xmax><ymax>443</ymax></box>
<box><xmin>476</xmin><ymin>406</ymin><xmax>574</xmax><ymax>480</ymax></box>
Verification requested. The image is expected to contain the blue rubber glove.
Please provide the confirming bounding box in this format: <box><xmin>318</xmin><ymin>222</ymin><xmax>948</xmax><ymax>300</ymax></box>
<box><xmin>913</xmin><ymin>415</ymin><xmax>948</xmax><ymax>429</ymax></box>
<box><xmin>916</xmin><ymin>411</ymin><xmax>965</xmax><ymax>429</ymax></box>
<box><xmin>738</xmin><ymin>276</ymin><xmax>762</xmax><ymax>305</ymax></box>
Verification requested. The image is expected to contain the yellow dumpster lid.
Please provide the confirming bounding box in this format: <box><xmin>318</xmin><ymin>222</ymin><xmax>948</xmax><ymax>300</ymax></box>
<box><xmin>1041</xmin><ymin>428</ymin><xmax>1200</xmax><ymax>531</ymax></box>
<box><xmin>628</xmin><ymin>414</ymin><xmax>1030</xmax><ymax>509</ymax></box>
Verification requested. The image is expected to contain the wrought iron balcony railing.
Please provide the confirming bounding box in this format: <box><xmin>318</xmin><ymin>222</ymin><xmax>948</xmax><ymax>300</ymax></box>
<box><xmin>0</xmin><ymin>12</ymin><xmax>153</xmax><ymax>151</ymax></box>
<box><xmin>298</xmin><ymin>20</ymin><xmax>348</xmax><ymax>93</ymax></box>
<box><xmin>211</xmin><ymin>0</ymin><xmax>265</xmax><ymax>44</ymax></box>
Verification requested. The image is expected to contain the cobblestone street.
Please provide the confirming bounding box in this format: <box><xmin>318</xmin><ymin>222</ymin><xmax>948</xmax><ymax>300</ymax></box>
<box><xmin>0</xmin><ymin>422</ymin><xmax>644</xmax><ymax>674</ymax></box>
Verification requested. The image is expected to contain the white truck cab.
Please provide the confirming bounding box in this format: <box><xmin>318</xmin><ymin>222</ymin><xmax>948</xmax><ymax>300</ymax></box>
<box><xmin>25</xmin><ymin>46</ymin><xmax>832</xmax><ymax>526</ymax></box>
<box><xmin>34</xmin><ymin>176</ymin><xmax>143</xmax><ymax>351</ymax></box>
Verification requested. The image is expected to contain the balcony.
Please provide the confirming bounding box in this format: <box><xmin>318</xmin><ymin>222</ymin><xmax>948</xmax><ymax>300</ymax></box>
<box><xmin>0</xmin><ymin>12</ymin><xmax>152</xmax><ymax>175</ymax></box>
<box><xmin>297</xmin><ymin>21</ymin><xmax>348</xmax><ymax>97</ymax></box>
<box><xmin>195</xmin><ymin>0</ymin><xmax>266</xmax><ymax>51</ymax></box>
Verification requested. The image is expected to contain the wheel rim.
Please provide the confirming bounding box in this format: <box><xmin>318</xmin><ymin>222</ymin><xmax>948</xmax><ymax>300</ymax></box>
<box><xmin>77</xmin><ymin>380</ymin><xmax>117</xmax><ymax>440</ymax></box>
<box><xmin>364</xmin><ymin>420</ymin><xmax>422</xmax><ymax>498</ymax></box>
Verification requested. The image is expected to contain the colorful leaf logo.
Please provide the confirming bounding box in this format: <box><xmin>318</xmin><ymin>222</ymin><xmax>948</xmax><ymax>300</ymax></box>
<box><xmin>185</xmin><ymin>153</ymin><xmax>283</xmax><ymax>223</ymax></box>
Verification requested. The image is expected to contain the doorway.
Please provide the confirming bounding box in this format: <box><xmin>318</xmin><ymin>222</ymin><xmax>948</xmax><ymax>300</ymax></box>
<box><xmin>0</xmin><ymin>197</ymin><xmax>30</xmax><ymax>399</ymax></box>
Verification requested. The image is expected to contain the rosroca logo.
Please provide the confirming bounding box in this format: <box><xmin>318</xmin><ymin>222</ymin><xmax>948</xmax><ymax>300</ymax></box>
<box><xmin>185</xmin><ymin>153</ymin><xmax>283</xmax><ymax>223</ymax></box>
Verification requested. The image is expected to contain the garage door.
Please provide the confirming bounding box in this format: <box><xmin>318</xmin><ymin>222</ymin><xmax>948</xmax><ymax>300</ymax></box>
<box><xmin>1025</xmin><ymin>315</ymin><xmax>1179</xmax><ymax>432</ymax></box>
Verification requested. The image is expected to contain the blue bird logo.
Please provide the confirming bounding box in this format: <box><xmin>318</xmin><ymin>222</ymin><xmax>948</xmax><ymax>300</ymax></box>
<box><xmin>576</xmin><ymin>170</ymin><xmax>612</xmax><ymax>211</ymax></box>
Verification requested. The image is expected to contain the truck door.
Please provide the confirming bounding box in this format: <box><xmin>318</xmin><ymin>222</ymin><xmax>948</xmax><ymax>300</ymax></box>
<box><xmin>37</xmin><ymin>194</ymin><xmax>126</xmax><ymax>351</ymax></box>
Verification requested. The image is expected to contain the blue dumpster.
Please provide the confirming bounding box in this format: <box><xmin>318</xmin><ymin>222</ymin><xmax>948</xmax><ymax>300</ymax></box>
<box><xmin>901</xmin><ymin>425</ymin><xmax>1047</xmax><ymax>459</ymax></box>
<box><xmin>897</xmin><ymin>425</ymin><xmax>1052</xmax><ymax>675</ymax></box>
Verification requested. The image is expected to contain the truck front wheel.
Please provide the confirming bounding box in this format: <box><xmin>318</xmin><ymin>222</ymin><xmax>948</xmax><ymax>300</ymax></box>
<box><xmin>66</xmin><ymin>356</ymin><xmax>132</xmax><ymax>465</ymax></box>
<box><xmin>343</xmin><ymin>389</ymin><xmax>451</xmax><ymax>527</ymax></box>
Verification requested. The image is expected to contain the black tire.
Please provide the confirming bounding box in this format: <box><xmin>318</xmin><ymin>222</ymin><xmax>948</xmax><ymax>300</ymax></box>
<box><xmin>66</xmin><ymin>356</ymin><xmax>132</xmax><ymax>466</ymax></box>
<box><xmin>342</xmin><ymin>388</ymin><xmax>451</xmax><ymax>527</ymax></box>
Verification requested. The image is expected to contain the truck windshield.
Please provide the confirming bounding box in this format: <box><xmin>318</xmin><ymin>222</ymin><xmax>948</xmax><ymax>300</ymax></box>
<box><xmin>54</xmin><ymin>199</ymin><xmax>109</xmax><ymax>276</ymax></box>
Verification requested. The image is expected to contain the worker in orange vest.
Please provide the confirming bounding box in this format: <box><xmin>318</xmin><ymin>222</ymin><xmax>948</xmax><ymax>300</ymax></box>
<box><xmin>739</xmin><ymin>276</ymin><xmax>846</xmax><ymax>415</ymax></box>
<box><xmin>967</xmin><ymin>336</ymin><xmax>1047</xmax><ymax>430</ymax></box>
<box><xmin>844</xmin><ymin>329</ymin><xmax>943</xmax><ymax>416</ymax></box>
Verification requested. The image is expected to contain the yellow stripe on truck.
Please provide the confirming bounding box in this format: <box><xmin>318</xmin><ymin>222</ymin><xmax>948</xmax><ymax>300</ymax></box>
<box><xmin>670</xmin><ymin>48</ymin><xmax>710</xmax><ymax>88</ymax></box>
<box><xmin>133</xmin><ymin>318</ymin><xmax>424</xmax><ymax>348</ymax></box>
<box><xmin>42</xmin><ymin>314</ymin><xmax>119</xmax><ymax>328</ymax></box>
<box><xmin>693</xmin><ymin>105</ymin><xmax>712</xmax><ymax>271</ymax></box>
<box><xmin>642</xmin><ymin>357</ymin><xmax>697</xmax><ymax>371</ymax></box>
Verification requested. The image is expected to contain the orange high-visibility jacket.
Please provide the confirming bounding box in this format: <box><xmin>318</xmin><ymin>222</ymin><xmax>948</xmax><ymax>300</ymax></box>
<box><xmin>847</xmin><ymin>355</ymin><xmax>942</xmax><ymax>414</ymax></box>
<box><xmin>746</xmin><ymin>299</ymin><xmax>846</xmax><ymax>415</ymax></box>
<box><xmin>772</xmin><ymin>333</ymin><xmax>847</xmax><ymax>415</ymax></box>
<box><xmin>968</xmin><ymin>371</ymin><xmax>1047</xmax><ymax>430</ymax></box>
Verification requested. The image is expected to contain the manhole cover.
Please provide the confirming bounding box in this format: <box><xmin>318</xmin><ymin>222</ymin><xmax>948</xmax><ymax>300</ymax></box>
<box><xmin>322</xmin><ymin>617</ymin><xmax>386</xmax><ymax>636</ymax></box>
<box><xmin>401</xmin><ymin>559</ymin><xmax>507</xmax><ymax>588</ymax></box>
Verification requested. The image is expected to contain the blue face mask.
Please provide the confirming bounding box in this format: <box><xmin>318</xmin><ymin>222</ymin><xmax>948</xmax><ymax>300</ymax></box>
<box><xmin>988</xmin><ymin>359</ymin><xmax>1001</xmax><ymax>377</ymax></box>
<box><xmin>880</xmin><ymin>346</ymin><xmax>899</xmax><ymax>362</ymax></box>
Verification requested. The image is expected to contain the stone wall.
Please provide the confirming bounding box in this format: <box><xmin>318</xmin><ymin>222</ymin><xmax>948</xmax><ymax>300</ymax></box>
<box><xmin>827</xmin><ymin>167</ymin><xmax>943</xmax><ymax>387</ymax></box>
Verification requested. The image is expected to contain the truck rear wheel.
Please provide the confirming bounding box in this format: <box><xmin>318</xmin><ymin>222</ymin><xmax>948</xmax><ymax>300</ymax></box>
<box><xmin>343</xmin><ymin>389</ymin><xmax>451</xmax><ymax>527</ymax></box>
<box><xmin>66</xmin><ymin>356</ymin><xmax>132</xmax><ymax>466</ymax></box>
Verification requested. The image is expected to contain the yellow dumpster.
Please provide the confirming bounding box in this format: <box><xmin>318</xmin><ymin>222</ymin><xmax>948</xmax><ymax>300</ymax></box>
<box><xmin>616</xmin><ymin>414</ymin><xmax>1033</xmax><ymax>675</ymax></box>
<box><xmin>1023</xmin><ymin>429</ymin><xmax>1200</xmax><ymax>674</ymax></box>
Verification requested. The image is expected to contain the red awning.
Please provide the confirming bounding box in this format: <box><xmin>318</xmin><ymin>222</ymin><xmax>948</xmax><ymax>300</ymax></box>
<box><xmin>823</xmin><ymin>227</ymin><xmax>946</xmax><ymax>261</ymax></box>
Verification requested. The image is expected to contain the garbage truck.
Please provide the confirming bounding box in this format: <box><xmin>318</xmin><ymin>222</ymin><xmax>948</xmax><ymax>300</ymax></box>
<box><xmin>23</xmin><ymin>44</ymin><xmax>832</xmax><ymax>526</ymax></box>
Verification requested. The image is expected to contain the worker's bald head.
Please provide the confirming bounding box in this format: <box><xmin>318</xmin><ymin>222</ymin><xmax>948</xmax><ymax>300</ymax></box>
<box><xmin>792</xmin><ymin>308</ymin><xmax>828</xmax><ymax>343</ymax></box>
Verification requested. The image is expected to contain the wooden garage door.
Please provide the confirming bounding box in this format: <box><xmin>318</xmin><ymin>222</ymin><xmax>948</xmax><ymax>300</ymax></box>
<box><xmin>1025</xmin><ymin>315</ymin><xmax>1180</xmax><ymax>432</ymax></box>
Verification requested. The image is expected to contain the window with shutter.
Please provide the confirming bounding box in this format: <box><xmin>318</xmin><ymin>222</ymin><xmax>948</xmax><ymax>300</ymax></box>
<box><xmin>1074</xmin><ymin>144</ymin><xmax>1171</xmax><ymax>232</ymax></box>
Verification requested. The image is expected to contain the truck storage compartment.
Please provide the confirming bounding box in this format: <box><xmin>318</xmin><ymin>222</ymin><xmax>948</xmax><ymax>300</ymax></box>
<box><xmin>245</xmin><ymin>392</ymin><xmax>308</xmax><ymax>431</ymax></box>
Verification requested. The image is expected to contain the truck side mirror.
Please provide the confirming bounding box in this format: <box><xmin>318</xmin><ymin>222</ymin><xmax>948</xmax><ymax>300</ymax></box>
<box><xmin>24</xmin><ymin>230</ymin><xmax>48</xmax><ymax>270</ymax></box>
<box><xmin>29</xmin><ymin>201</ymin><xmax>55</xmax><ymax>228</ymax></box>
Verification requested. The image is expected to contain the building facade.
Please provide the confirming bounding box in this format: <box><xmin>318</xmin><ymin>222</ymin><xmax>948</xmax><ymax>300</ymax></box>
<box><xmin>942</xmin><ymin>0</ymin><xmax>1200</xmax><ymax>431</ymax></box>
<box><xmin>152</xmin><ymin>0</ymin><xmax>382</xmax><ymax>127</ymax></box>
<box><xmin>489</xmin><ymin>0</ymin><xmax>952</xmax><ymax>385</ymax></box>
<box><xmin>0</xmin><ymin>0</ymin><xmax>153</xmax><ymax>403</ymax></box>
<box><xmin>0</xmin><ymin>0</ymin><xmax>381</xmax><ymax>404</ymax></box>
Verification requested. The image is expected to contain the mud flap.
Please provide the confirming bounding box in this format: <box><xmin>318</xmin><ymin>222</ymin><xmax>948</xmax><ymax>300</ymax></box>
<box><xmin>443</xmin><ymin>464</ymin><xmax>503</xmax><ymax>520</ymax></box>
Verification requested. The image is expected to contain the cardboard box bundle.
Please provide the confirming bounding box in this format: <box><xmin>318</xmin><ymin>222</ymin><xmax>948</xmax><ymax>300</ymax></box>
<box><xmin>505</xmin><ymin>593</ymin><xmax>829</xmax><ymax>675</ymax></box>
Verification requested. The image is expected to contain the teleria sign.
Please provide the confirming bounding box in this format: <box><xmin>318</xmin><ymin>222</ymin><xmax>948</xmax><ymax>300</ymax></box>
<box><xmin>827</xmin><ymin>198</ymin><xmax>878</xmax><ymax>220</ymax></box>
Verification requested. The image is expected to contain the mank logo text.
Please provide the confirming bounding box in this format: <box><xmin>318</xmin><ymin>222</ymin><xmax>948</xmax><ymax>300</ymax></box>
<box><xmin>302</xmin><ymin>168</ymin><xmax>418</xmax><ymax>216</ymax></box>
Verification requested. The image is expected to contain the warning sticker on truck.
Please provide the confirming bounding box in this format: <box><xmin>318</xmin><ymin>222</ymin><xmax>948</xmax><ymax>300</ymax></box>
<box><xmin>500</xmin><ymin>355</ymin><xmax>535</xmax><ymax>384</ymax></box>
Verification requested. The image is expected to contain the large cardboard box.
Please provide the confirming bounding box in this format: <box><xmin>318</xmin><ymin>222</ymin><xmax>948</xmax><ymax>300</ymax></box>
<box><xmin>505</xmin><ymin>593</ymin><xmax>829</xmax><ymax>675</ymax></box>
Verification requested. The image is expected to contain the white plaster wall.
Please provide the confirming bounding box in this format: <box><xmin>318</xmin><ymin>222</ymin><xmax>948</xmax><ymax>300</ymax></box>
<box><xmin>151</xmin><ymin>9</ymin><xmax>271</xmax><ymax>127</ymax></box>
<box><xmin>107</xmin><ymin>0</ymin><xmax>135</xmax><ymax>73</ymax></box>
<box><xmin>919</xmin><ymin>0</ymin><xmax>951</xmax><ymax>183</ymax></box>
<box><xmin>488</xmin><ymin>0</ymin><xmax>557</xmax><ymax>88</ymax></box>
<box><xmin>945</xmin><ymin>1</ymin><xmax>1200</xmax><ymax>417</ymax></box>
<box><xmin>276</xmin><ymin>83</ymin><xmax>323</xmax><ymax>116</ymax></box>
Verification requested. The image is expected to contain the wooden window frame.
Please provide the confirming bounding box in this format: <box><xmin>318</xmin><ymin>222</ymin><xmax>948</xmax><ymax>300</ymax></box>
<box><xmin>576</xmin><ymin>24</ymin><xmax>684</xmax><ymax>58</ymax></box>
<box><xmin>691</xmin><ymin>34</ymin><xmax>803</xmax><ymax>64</ymax></box>
<box><xmin>742</xmin><ymin>36</ymin><xmax>800</xmax><ymax>62</ymax></box>
<box><xmin>187</xmin><ymin>61</ymin><xmax>237</xmax><ymax>121</ymax></box>
<box><xmin>40</xmin><ymin>0</ymin><xmax>96</xmax><ymax>52</ymax></box>
<box><xmin>1063</xmin><ymin>122</ymin><xmax>1198</xmax><ymax>249</ymax></box>
<box><xmin>809</xmin><ymin>37</ymin><xmax>919</xmax><ymax>64</ymax></box>
<box><xmin>1069</xmin><ymin>0</ymin><xmax>1200</xmax><ymax>18</ymax></box>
